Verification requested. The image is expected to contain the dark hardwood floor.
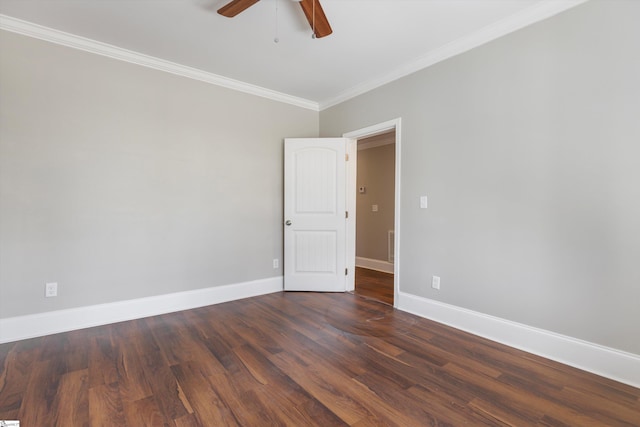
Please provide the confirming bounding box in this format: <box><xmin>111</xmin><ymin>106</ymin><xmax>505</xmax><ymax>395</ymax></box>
<box><xmin>1</xmin><ymin>292</ymin><xmax>639</xmax><ymax>426</ymax></box>
<box><xmin>354</xmin><ymin>267</ymin><xmax>394</xmax><ymax>305</ymax></box>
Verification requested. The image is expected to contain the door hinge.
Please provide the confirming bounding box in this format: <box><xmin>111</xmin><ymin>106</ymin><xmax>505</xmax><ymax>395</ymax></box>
<box><xmin>345</xmin><ymin>211</ymin><xmax>349</xmax><ymax>219</ymax></box>
<box><xmin>345</xmin><ymin>153</ymin><xmax>349</xmax><ymax>161</ymax></box>
<box><xmin>345</xmin><ymin>268</ymin><xmax>348</xmax><ymax>276</ymax></box>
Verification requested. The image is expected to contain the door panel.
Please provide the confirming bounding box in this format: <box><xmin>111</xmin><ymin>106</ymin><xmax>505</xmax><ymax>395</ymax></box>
<box><xmin>284</xmin><ymin>138</ymin><xmax>347</xmax><ymax>292</ymax></box>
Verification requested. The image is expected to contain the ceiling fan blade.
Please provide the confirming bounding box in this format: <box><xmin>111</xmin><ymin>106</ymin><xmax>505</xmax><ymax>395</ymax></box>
<box><xmin>299</xmin><ymin>0</ymin><xmax>333</xmax><ymax>38</ymax></box>
<box><xmin>217</xmin><ymin>0</ymin><xmax>260</xmax><ymax>17</ymax></box>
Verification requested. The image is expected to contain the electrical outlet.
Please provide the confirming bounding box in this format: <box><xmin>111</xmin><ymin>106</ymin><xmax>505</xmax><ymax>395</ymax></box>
<box><xmin>273</xmin><ymin>258</ymin><xmax>279</xmax><ymax>269</ymax></box>
<box><xmin>431</xmin><ymin>276</ymin><xmax>440</xmax><ymax>290</ymax></box>
<box><xmin>45</xmin><ymin>282</ymin><xmax>58</xmax><ymax>297</ymax></box>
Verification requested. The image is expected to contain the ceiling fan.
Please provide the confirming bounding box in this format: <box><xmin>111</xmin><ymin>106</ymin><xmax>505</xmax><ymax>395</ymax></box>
<box><xmin>217</xmin><ymin>0</ymin><xmax>333</xmax><ymax>38</ymax></box>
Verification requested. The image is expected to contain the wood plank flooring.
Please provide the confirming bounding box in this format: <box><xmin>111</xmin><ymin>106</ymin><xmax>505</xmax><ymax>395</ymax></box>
<box><xmin>354</xmin><ymin>267</ymin><xmax>394</xmax><ymax>305</ymax></box>
<box><xmin>1</xmin><ymin>292</ymin><xmax>639</xmax><ymax>426</ymax></box>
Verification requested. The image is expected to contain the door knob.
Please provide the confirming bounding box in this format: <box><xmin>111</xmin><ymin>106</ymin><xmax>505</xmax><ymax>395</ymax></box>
<box><xmin>285</xmin><ymin>220</ymin><xmax>292</xmax><ymax>226</ymax></box>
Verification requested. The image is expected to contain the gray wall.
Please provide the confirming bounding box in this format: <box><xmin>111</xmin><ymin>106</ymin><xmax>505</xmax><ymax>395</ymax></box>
<box><xmin>356</xmin><ymin>141</ymin><xmax>395</xmax><ymax>262</ymax></box>
<box><xmin>321</xmin><ymin>0</ymin><xmax>640</xmax><ymax>355</ymax></box>
<box><xmin>0</xmin><ymin>31</ymin><xmax>318</xmax><ymax>318</ymax></box>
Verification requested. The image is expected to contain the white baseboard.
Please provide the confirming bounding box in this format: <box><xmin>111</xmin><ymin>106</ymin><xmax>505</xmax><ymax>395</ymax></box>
<box><xmin>0</xmin><ymin>276</ymin><xmax>283</xmax><ymax>344</ymax></box>
<box><xmin>4</xmin><ymin>280</ymin><xmax>637</xmax><ymax>388</ymax></box>
<box><xmin>356</xmin><ymin>256</ymin><xmax>394</xmax><ymax>274</ymax></box>
<box><xmin>397</xmin><ymin>291</ymin><xmax>640</xmax><ymax>389</ymax></box>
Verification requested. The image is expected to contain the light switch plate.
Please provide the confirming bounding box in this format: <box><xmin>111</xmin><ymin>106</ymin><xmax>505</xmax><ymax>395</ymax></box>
<box><xmin>420</xmin><ymin>196</ymin><xmax>428</xmax><ymax>209</ymax></box>
<box><xmin>372</xmin><ymin>204</ymin><xmax>379</xmax><ymax>212</ymax></box>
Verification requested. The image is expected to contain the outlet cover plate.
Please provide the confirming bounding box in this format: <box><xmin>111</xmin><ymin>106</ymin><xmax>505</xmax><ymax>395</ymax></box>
<box><xmin>45</xmin><ymin>282</ymin><xmax>58</xmax><ymax>297</ymax></box>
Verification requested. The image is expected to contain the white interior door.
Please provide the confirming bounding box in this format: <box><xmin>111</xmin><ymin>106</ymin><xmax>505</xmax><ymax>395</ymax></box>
<box><xmin>284</xmin><ymin>138</ymin><xmax>349</xmax><ymax>291</ymax></box>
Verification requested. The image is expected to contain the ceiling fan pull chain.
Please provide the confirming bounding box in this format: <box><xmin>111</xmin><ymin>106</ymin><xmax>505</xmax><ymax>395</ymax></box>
<box><xmin>274</xmin><ymin>0</ymin><xmax>280</xmax><ymax>43</ymax></box>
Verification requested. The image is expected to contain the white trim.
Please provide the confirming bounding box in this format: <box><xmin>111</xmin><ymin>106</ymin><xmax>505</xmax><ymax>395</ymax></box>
<box><xmin>0</xmin><ymin>276</ymin><xmax>283</xmax><ymax>344</ymax></box>
<box><xmin>0</xmin><ymin>15</ymin><xmax>319</xmax><ymax>111</ymax></box>
<box><xmin>356</xmin><ymin>257</ymin><xmax>394</xmax><ymax>274</ymax></box>
<box><xmin>319</xmin><ymin>0</ymin><xmax>588</xmax><ymax>110</ymax></box>
<box><xmin>345</xmin><ymin>138</ymin><xmax>358</xmax><ymax>292</ymax></box>
<box><xmin>343</xmin><ymin>118</ymin><xmax>401</xmax><ymax>307</ymax></box>
<box><xmin>1</xmin><ymin>1</ymin><xmax>587</xmax><ymax>113</ymax></box>
<box><xmin>397</xmin><ymin>291</ymin><xmax>640</xmax><ymax>389</ymax></box>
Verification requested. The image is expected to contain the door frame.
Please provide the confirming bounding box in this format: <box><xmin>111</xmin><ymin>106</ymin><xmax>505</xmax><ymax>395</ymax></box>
<box><xmin>343</xmin><ymin>118</ymin><xmax>401</xmax><ymax>307</ymax></box>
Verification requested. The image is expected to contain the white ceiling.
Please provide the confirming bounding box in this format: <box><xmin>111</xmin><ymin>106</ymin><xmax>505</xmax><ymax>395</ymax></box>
<box><xmin>0</xmin><ymin>0</ymin><xmax>586</xmax><ymax>109</ymax></box>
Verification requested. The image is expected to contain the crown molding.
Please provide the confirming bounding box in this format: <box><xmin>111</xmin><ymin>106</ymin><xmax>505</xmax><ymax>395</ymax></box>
<box><xmin>358</xmin><ymin>137</ymin><xmax>394</xmax><ymax>151</ymax></box>
<box><xmin>0</xmin><ymin>1</ymin><xmax>589</xmax><ymax>113</ymax></box>
<box><xmin>319</xmin><ymin>0</ymin><xmax>589</xmax><ymax>110</ymax></box>
<box><xmin>0</xmin><ymin>14</ymin><xmax>319</xmax><ymax>112</ymax></box>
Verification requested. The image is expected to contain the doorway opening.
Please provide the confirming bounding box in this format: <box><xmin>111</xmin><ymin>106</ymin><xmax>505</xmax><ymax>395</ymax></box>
<box><xmin>354</xmin><ymin>131</ymin><xmax>395</xmax><ymax>305</ymax></box>
<box><xmin>343</xmin><ymin>119</ymin><xmax>401</xmax><ymax>307</ymax></box>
